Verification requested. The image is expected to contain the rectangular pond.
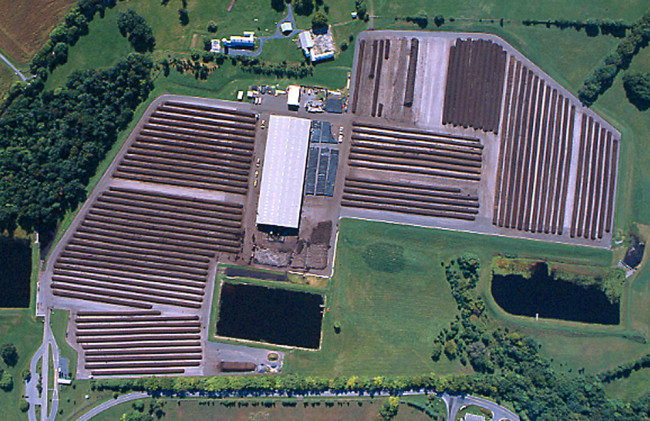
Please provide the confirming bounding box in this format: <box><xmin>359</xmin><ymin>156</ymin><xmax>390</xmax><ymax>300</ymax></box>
<box><xmin>491</xmin><ymin>262</ymin><xmax>619</xmax><ymax>325</ymax></box>
<box><xmin>0</xmin><ymin>236</ymin><xmax>31</xmax><ymax>308</ymax></box>
<box><xmin>216</xmin><ymin>282</ymin><xmax>324</xmax><ymax>349</ymax></box>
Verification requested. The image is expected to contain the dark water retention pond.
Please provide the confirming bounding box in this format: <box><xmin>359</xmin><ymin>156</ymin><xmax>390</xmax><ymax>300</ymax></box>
<box><xmin>216</xmin><ymin>282</ymin><xmax>324</xmax><ymax>349</ymax></box>
<box><xmin>491</xmin><ymin>263</ymin><xmax>619</xmax><ymax>325</ymax></box>
<box><xmin>0</xmin><ymin>236</ymin><xmax>31</xmax><ymax>308</ymax></box>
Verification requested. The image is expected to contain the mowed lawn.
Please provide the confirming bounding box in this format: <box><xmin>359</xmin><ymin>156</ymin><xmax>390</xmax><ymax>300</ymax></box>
<box><xmin>285</xmin><ymin>218</ymin><xmax>614</xmax><ymax>377</ymax></box>
<box><xmin>0</xmin><ymin>310</ymin><xmax>43</xmax><ymax>421</ymax></box>
<box><xmin>92</xmin><ymin>397</ymin><xmax>429</xmax><ymax>421</ymax></box>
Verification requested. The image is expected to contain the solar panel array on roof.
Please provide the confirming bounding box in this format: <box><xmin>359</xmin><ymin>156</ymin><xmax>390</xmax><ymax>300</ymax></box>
<box><xmin>310</xmin><ymin>121</ymin><xmax>337</xmax><ymax>144</ymax></box>
<box><xmin>305</xmin><ymin>147</ymin><xmax>319</xmax><ymax>195</ymax></box>
<box><xmin>304</xmin><ymin>147</ymin><xmax>338</xmax><ymax>197</ymax></box>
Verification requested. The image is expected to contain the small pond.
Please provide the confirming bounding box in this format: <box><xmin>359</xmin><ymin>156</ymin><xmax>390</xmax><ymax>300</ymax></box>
<box><xmin>216</xmin><ymin>282</ymin><xmax>324</xmax><ymax>349</ymax></box>
<box><xmin>491</xmin><ymin>262</ymin><xmax>619</xmax><ymax>325</ymax></box>
<box><xmin>0</xmin><ymin>236</ymin><xmax>31</xmax><ymax>308</ymax></box>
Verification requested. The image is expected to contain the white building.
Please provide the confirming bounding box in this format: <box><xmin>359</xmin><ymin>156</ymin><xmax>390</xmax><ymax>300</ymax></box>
<box><xmin>256</xmin><ymin>116</ymin><xmax>311</xmax><ymax>229</ymax></box>
<box><xmin>210</xmin><ymin>39</ymin><xmax>221</xmax><ymax>53</ymax></box>
<box><xmin>280</xmin><ymin>21</ymin><xmax>293</xmax><ymax>34</ymax></box>
<box><xmin>287</xmin><ymin>85</ymin><xmax>301</xmax><ymax>108</ymax></box>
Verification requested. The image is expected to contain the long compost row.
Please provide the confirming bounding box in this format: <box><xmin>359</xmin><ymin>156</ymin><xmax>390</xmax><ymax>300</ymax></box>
<box><xmin>493</xmin><ymin>58</ymin><xmax>576</xmax><ymax>235</ymax></box>
<box><xmin>114</xmin><ymin>101</ymin><xmax>257</xmax><ymax>194</ymax></box>
<box><xmin>442</xmin><ymin>38</ymin><xmax>507</xmax><ymax>133</ymax></box>
<box><xmin>74</xmin><ymin>311</ymin><xmax>202</xmax><ymax>376</ymax></box>
<box><xmin>341</xmin><ymin>177</ymin><xmax>479</xmax><ymax>221</ymax></box>
<box><xmin>570</xmin><ymin>116</ymin><xmax>618</xmax><ymax>239</ymax></box>
<box><xmin>349</xmin><ymin>123</ymin><xmax>483</xmax><ymax>181</ymax></box>
<box><xmin>52</xmin><ymin>187</ymin><xmax>244</xmax><ymax>309</ymax></box>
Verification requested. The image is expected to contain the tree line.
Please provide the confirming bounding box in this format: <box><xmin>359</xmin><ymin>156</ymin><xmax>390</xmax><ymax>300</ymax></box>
<box><xmin>0</xmin><ymin>54</ymin><xmax>153</xmax><ymax>234</ymax></box>
<box><xmin>523</xmin><ymin>18</ymin><xmax>630</xmax><ymax>37</ymax></box>
<box><xmin>578</xmin><ymin>9</ymin><xmax>650</xmax><ymax>106</ymax></box>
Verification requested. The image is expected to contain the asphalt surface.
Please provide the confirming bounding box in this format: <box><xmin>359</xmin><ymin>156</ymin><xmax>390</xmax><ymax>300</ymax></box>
<box><xmin>442</xmin><ymin>392</ymin><xmax>520</xmax><ymax>421</ymax></box>
<box><xmin>76</xmin><ymin>389</ymin><xmax>519</xmax><ymax>421</ymax></box>
<box><xmin>25</xmin><ymin>309</ymin><xmax>61</xmax><ymax>421</ymax></box>
<box><xmin>0</xmin><ymin>51</ymin><xmax>27</xmax><ymax>81</ymax></box>
<box><xmin>76</xmin><ymin>392</ymin><xmax>149</xmax><ymax>421</ymax></box>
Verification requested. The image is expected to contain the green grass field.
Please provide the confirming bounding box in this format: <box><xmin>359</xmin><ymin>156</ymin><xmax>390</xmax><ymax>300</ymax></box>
<box><xmin>91</xmin><ymin>396</ymin><xmax>428</xmax><ymax>421</ymax></box>
<box><xmin>0</xmin><ymin>310</ymin><xmax>43</xmax><ymax>421</ymax></box>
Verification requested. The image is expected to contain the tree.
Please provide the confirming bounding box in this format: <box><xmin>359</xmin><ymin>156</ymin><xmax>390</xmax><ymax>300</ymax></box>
<box><xmin>19</xmin><ymin>401</ymin><xmax>29</xmax><ymax>412</ymax></box>
<box><xmin>294</xmin><ymin>0</ymin><xmax>314</xmax><ymax>16</ymax></box>
<box><xmin>379</xmin><ymin>396</ymin><xmax>400</xmax><ymax>420</ymax></box>
<box><xmin>444</xmin><ymin>340</ymin><xmax>458</xmax><ymax>360</ymax></box>
<box><xmin>271</xmin><ymin>0</ymin><xmax>285</xmax><ymax>12</ymax></box>
<box><xmin>178</xmin><ymin>8</ymin><xmax>189</xmax><ymax>25</ymax></box>
<box><xmin>117</xmin><ymin>9</ymin><xmax>156</xmax><ymax>53</ymax></box>
<box><xmin>1</xmin><ymin>343</ymin><xmax>18</xmax><ymax>367</ymax></box>
<box><xmin>623</xmin><ymin>72</ymin><xmax>650</xmax><ymax>110</ymax></box>
<box><xmin>207</xmin><ymin>21</ymin><xmax>218</xmax><ymax>33</ymax></box>
<box><xmin>312</xmin><ymin>11</ymin><xmax>328</xmax><ymax>31</ymax></box>
<box><xmin>0</xmin><ymin>371</ymin><xmax>13</xmax><ymax>392</ymax></box>
<box><xmin>434</xmin><ymin>15</ymin><xmax>445</xmax><ymax>27</ymax></box>
<box><xmin>431</xmin><ymin>342</ymin><xmax>443</xmax><ymax>361</ymax></box>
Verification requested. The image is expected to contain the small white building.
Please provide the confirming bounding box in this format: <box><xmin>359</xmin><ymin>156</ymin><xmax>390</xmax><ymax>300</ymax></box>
<box><xmin>280</xmin><ymin>21</ymin><xmax>293</xmax><ymax>34</ymax></box>
<box><xmin>311</xmin><ymin>51</ymin><xmax>335</xmax><ymax>62</ymax></box>
<box><xmin>298</xmin><ymin>31</ymin><xmax>314</xmax><ymax>57</ymax></box>
<box><xmin>223</xmin><ymin>32</ymin><xmax>255</xmax><ymax>48</ymax></box>
<box><xmin>210</xmin><ymin>39</ymin><xmax>221</xmax><ymax>53</ymax></box>
<box><xmin>287</xmin><ymin>85</ymin><xmax>300</xmax><ymax>109</ymax></box>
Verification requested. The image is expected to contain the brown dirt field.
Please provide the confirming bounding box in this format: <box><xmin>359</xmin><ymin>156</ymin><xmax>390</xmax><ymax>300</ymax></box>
<box><xmin>0</xmin><ymin>0</ymin><xmax>76</xmax><ymax>65</ymax></box>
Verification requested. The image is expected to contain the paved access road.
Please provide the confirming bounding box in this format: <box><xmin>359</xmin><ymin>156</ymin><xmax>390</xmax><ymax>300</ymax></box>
<box><xmin>76</xmin><ymin>388</ymin><xmax>519</xmax><ymax>421</ymax></box>
<box><xmin>76</xmin><ymin>392</ymin><xmax>150</xmax><ymax>421</ymax></box>
<box><xmin>0</xmin><ymin>50</ymin><xmax>28</xmax><ymax>81</ymax></box>
<box><xmin>442</xmin><ymin>392</ymin><xmax>520</xmax><ymax>421</ymax></box>
<box><xmin>25</xmin><ymin>309</ymin><xmax>61</xmax><ymax>421</ymax></box>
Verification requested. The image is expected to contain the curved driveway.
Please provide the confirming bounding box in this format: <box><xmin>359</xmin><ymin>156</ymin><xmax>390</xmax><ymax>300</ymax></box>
<box><xmin>76</xmin><ymin>392</ymin><xmax>150</xmax><ymax>421</ymax></box>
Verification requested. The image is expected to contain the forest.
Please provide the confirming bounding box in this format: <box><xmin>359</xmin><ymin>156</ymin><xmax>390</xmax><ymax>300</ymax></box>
<box><xmin>0</xmin><ymin>53</ymin><xmax>153</xmax><ymax>234</ymax></box>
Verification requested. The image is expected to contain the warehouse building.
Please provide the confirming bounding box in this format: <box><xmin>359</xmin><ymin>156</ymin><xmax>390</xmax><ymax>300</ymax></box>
<box><xmin>256</xmin><ymin>115</ymin><xmax>312</xmax><ymax>229</ymax></box>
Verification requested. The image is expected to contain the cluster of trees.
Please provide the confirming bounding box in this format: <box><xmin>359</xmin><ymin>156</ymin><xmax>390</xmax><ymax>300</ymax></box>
<box><xmin>0</xmin><ymin>343</ymin><xmax>17</xmax><ymax>392</ymax></box>
<box><xmin>30</xmin><ymin>0</ymin><xmax>118</xmax><ymax>74</ymax></box>
<box><xmin>429</xmin><ymin>255</ymin><xmax>650</xmax><ymax>419</ymax></box>
<box><xmin>294</xmin><ymin>0</ymin><xmax>314</xmax><ymax>16</ymax></box>
<box><xmin>522</xmin><ymin>18</ymin><xmax>630</xmax><ymax>37</ymax></box>
<box><xmin>623</xmin><ymin>72</ymin><xmax>650</xmax><ymax>110</ymax></box>
<box><xmin>578</xmin><ymin>10</ymin><xmax>650</xmax><ymax>106</ymax></box>
<box><xmin>312</xmin><ymin>11</ymin><xmax>329</xmax><ymax>31</ymax></box>
<box><xmin>355</xmin><ymin>0</ymin><xmax>368</xmax><ymax>22</ymax></box>
<box><xmin>399</xmin><ymin>12</ymin><xmax>445</xmax><ymax>29</ymax></box>
<box><xmin>0</xmin><ymin>54</ymin><xmax>153</xmax><ymax>233</ymax></box>
<box><xmin>121</xmin><ymin>399</ymin><xmax>165</xmax><ymax>421</ymax></box>
<box><xmin>117</xmin><ymin>9</ymin><xmax>156</xmax><ymax>53</ymax></box>
<box><xmin>236</xmin><ymin>57</ymin><xmax>314</xmax><ymax>79</ymax></box>
<box><xmin>163</xmin><ymin>56</ymin><xmax>214</xmax><ymax>80</ymax></box>
<box><xmin>597</xmin><ymin>354</ymin><xmax>650</xmax><ymax>383</ymax></box>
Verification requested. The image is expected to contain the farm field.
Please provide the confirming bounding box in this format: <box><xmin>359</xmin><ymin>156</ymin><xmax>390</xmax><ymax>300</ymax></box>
<box><xmin>0</xmin><ymin>0</ymin><xmax>75</xmax><ymax>66</ymax></box>
<box><xmin>91</xmin><ymin>397</ymin><xmax>429</xmax><ymax>421</ymax></box>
